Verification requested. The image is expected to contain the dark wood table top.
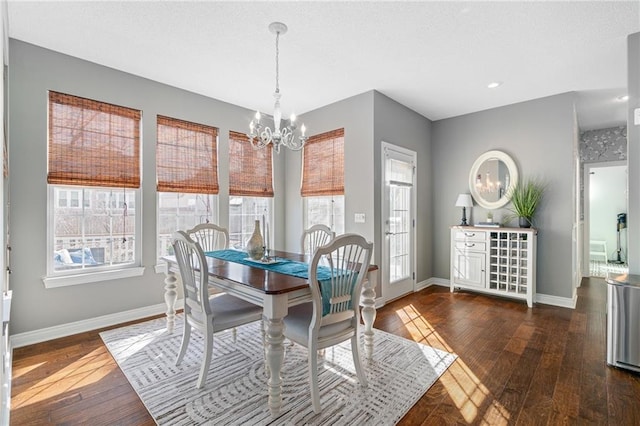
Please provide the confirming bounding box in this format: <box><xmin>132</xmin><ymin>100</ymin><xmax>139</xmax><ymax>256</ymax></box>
<box><xmin>164</xmin><ymin>249</ymin><xmax>378</xmax><ymax>296</ymax></box>
<box><xmin>204</xmin><ymin>250</ymin><xmax>311</xmax><ymax>295</ymax></box>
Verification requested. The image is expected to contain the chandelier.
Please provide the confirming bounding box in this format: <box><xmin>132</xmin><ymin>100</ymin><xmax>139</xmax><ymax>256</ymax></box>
<box><xmin>248</xmin><ymin>22</ymin><xmax>307</xmax><ymax>153</ymax></box>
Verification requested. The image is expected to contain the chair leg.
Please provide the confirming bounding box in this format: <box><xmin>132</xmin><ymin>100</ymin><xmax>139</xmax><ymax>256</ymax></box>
<box><xmin>232</xmin><ymin>327</ymin><xmax>237</xmax><ymax>343</ymax></box>
<box><xmin>309</xmin><ymin>343</ymin><xmax>321</xmax><ymax>413</ymax></box>
<box><xmin>351</xmin><ymin>334</ymin><xmax>368</xmax><ymax>388</ymax></box>
<box><xmin>197</xmin><ymin>332</ymin><xmax>214</xmax><ymax>389</ymax></box>
<box><xmin>175</xmin><ymin>321</ymin><xmax>191</xmax><ymax>366</ymax></box>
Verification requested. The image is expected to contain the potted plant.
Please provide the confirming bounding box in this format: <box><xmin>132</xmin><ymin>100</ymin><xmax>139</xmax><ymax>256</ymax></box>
<box><xmin>507</xmin><ymin>178</ymin><xmax>546</xmax><ymax>228</ymax></box>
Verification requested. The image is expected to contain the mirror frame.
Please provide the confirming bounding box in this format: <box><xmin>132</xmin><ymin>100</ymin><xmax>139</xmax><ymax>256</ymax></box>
<box><xmin>468</xmin><ymin>150</ymin><xmax>519</xmax><ymax>209</ymax></box>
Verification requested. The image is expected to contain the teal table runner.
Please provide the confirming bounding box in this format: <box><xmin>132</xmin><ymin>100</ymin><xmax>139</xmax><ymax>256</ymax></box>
<box><xmin>204</xmin><ymin>249</ymin><xmax>330</xmax><ymax>279</ymax></box>
<box><xmin>204</xmin><ymin>249</ymin><xmax>348</xmax><ymax>315</ymax></box>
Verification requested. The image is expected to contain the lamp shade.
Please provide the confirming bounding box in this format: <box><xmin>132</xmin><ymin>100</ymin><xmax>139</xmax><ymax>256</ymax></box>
<box><xmin>455</xmin><ymin>194</ymin><xmax>473</xmax><ymax>208</ymax></box>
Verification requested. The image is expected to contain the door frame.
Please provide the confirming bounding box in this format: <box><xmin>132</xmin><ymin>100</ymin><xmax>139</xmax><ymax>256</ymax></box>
<box><xmin>380</xmin><ymin>141</ymin><xmax>417</xmax><ymax>303</ymax></box>
<box><xmin>583</xmin><ymin>160</ymin><xmax>627</xmax><ymax>277</ymax></box>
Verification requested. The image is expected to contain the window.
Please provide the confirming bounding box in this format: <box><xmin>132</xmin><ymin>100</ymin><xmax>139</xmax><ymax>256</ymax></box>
<box><xmin>228</xmin><ymin>131</ymin><xmax>273</xmax><ymax>249</ymax></box>
<box><xmin>56</xmin><ymin>189</ymin><xmax>90</xmax><ymax>209</ymax></box>
<box><xmin>229</xmin><ymin>196</ymin><xmax>272</xmax><ymax>249</ymax></box>
<box><xmin>52</xmin><ymin>186</ymin><xmax>138</xmax><ymax>268</ymax></box>
<box><xmin>301</xmin><ymin>129</ymin><xmax>345</xmax><ymax>234</ymax></box>
<box><xmin>47</xmin><ymin>91</ymin><xmax>142</xmax><ymax>280</ymax></box>
<box><xmin>156</xmin><ymin>115</ymin><xmax>219</xmax><ymax>258</ymax></box>
<box><xmin>304</xmin><ymin>196</ymin><xmax>345</xmax><ymax>234</ymax></box>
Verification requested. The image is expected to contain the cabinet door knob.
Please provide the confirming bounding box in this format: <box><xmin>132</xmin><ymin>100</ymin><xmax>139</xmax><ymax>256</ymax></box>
<box><xmin>464</xmin><ymin>232</ymin><xmax>475</xmax><ymax>237</ymax></box>
<box><xmin>465</xmin><ymin>243</ymin><xmax>475</xmax><ymax>247</ymax></box>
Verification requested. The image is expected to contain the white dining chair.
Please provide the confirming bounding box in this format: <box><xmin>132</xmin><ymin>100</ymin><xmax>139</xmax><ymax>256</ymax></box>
<box><xmin>187</xmin><ymin>223</ymin><xmax>232</xmax><ymax>301</ymax></box>
<box><xmin>172</xmin><ymin>231</ymin><xmax>263</xmax><ymax>389</ymax></box>
<box><xmin>300</xmin><ymin>224</ymin><xmax>335</xmax><ymax>256</ymax></box>
<box><xmin>283</xmin><ymin>233</ymin><xmax>373</xmax><ymax>413</ymax></box>
<box><xmin>187</xmin><ymin>223</ymin><xmax>229</xmax><ymax>252</ymax></box>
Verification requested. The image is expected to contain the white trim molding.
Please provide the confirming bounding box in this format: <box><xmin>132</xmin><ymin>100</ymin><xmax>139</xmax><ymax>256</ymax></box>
<box><xmin>43</xmin><ymin>266</ymin><xmax>145</xmax><ymax>288</ymax></box>
<box><xmin>10</xmin><ymin>301</ymin><xmax>183</xmax><ymax>348</ymax></box>
<box><xmin>422</xmin><ymin>277</ymin><xmax>577</xmax><ymax>309</ymax></box>
<box><xmin>535</xmin><ymin>292</ymin><xmax>577</xmax><ymax>309</ymax></box>
<box><xmin>417</xmin><ymin>278</ymin><xmax>449</xmax><ymax>290</ymax></box>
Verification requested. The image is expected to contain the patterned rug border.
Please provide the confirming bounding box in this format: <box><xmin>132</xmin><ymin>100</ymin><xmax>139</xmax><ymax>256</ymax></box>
<box><xmin>101</xmin><ymin>315</ymin><xmax>456</xmax><ymax>425</ymax></box>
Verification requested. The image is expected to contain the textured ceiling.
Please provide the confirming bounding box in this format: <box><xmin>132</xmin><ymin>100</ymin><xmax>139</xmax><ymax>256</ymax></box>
<box><xmin>6</xmin><ymin>1</ymin><xmax>640</xmax><ymax>130</ymax></box>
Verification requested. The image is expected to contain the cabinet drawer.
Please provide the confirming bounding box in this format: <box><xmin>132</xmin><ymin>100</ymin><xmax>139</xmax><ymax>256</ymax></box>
<box><xmin>454</xmin><ymin>241</ymin><xmax>486</xmax><ymax>251</ymax></box>
<box><xmin>453</xmin><ymin>230</ymin><xmax>486</xmax><ymax>242</ymax></box>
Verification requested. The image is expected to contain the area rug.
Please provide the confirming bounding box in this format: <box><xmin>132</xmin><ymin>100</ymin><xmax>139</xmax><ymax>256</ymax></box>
<box><xmin>100</xmin><ymin>315</ymin><xmax>456</xmax><ymax>425</ymax></box>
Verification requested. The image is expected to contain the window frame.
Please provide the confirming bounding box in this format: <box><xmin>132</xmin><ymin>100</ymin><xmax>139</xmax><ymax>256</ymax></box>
<box><xmin>44</xmin><ymin>185</ymin><xmax>144</xmax><ymax>288</ymax></box>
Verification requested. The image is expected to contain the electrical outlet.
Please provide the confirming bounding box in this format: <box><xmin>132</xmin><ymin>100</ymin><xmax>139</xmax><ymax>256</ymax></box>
<box><xmin>354</xmin><ymin>213</ymin><xmax>366</xmax><ymax>223</ymax></box>
<box><xmin>635</xmin><ymin>108</ymin><xmax>640</xmax><ymax>126</ymax></box>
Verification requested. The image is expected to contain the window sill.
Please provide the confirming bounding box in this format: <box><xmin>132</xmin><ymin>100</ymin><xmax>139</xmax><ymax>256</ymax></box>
<box><xmin>42</xmin><ymin>266</ymin><xmax>145</xmax><ymax>289</ymax></box>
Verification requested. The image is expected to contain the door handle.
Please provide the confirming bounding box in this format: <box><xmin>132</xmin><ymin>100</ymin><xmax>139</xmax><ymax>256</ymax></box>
<box><xmin>385</xmin><ymin>231</ymin><xmax>396</xmax><ymax>236</ymax></box>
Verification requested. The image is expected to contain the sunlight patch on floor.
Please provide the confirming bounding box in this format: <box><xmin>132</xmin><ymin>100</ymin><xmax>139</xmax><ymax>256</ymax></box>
<box><xmin>395</xmin><ymin>304</ymin><xmax>510</xmax><ymax>424</ymax></box>
<box><xmin>12</xmin><ymin>347</ymin><xmax>115</xmax><ymax>409</ymax></box>
<box><xmin>12</xmin><ymin>361</ymin><xmax>45</xmax><ymax>380</ymax></box>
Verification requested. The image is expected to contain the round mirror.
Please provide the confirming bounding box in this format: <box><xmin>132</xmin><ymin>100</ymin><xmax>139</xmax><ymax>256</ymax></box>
<box><xmin>468</xmin><ymin>150</ymin><xmax>518</xmax><ymax>209</ymax></box>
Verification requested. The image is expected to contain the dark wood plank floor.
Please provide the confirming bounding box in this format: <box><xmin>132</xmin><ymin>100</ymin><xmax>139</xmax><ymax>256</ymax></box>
<box><xmin>11</xmin><ymin>277</ymin><xmax>640</xmax><ymax>425</ymax></box>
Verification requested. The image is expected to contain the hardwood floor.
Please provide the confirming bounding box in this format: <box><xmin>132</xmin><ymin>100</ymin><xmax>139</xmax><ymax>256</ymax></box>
<box><xmin>11</xmin><ymin>278</ymin><xmax>640</xmax><ymax>425</ymax></box>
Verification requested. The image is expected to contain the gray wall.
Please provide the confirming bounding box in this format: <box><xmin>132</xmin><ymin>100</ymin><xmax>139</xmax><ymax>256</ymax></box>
<box><xmin>431</xmin><ymin>93</ymin><xmax>577</xmax><ymax>299</ymax></box>
<box><xmin>372</xmin><ymin>91</ymin><xmax>432</xmax><ymax>284</ymax></box>
<box><xmin>283</xmin><ymin>91</ymin><xmax>375</xmax><ymax>253</ymax></box>
<box><xmin>284</xmin><ymin>90</ymin><xmax>432</xmax><ymax>297</ymax></box>
<box><xmin>8</xmin><ymin>39</ymin><xmax>287</xmax><ymax>334</ymax></box>
<box><xmin>628</xmin><ymin>32</ymin><xmax>640</xmax><ymax>274</ymax></box>
<box><xmin>7</xmin><ymin>35</ymin><xmax>609</xmax><ymax>335</ymax></box>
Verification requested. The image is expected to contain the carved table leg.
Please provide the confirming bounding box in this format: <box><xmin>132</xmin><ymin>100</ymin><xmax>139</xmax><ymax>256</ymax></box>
<box><xmin>361</xmin><ymin>271</ymin><xmax>378</xmax><ymax>359</ymax></box>
<box><xmin>163</xmin><ymin>266</ymin><xmax>178</xmax><ymax>333</ymax></box>
<box><xmin>263</xmin><ymin>294</ymin><xmax>287</xmax><ymax>416</ymax></box>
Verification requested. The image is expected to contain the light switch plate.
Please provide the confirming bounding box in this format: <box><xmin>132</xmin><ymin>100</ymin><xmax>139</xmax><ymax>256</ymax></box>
<box><xmin>635</xmin><ymin>108</ymin><xmax>640</xmax><ymax>126</ymax></box>
<box><xmin>354</xmin><ymin>213</ymin><xmax>366</xmax><ymax>223</ymax></box>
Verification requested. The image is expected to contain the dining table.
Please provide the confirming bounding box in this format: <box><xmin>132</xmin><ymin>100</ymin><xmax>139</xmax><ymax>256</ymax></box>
<box><xmin>161</xmin><ymin>249</ymin><xmax>379</xmax><ymax>416</ymax></box>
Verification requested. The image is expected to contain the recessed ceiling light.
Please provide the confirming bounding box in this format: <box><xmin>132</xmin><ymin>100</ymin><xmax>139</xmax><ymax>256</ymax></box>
<box><xmin>617</xmin><ymin>95</ymin><xmax>629</xmax><ymax>102</ymax></box>
<box><xmin>487</xmin><ymin>82</ymin><xmax>502</xmax><ymax>89</ymax></box>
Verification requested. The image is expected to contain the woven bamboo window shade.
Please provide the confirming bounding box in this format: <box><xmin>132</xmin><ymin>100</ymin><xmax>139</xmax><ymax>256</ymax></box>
<box><xmin>301</xmin><ymin>128</ymin><xmax>344</xmax><ymax>197</ymax></box>
<box><xmin>229</xmin><ymin>131</ymin><xmax>274</xmax><ymax>197</ymax></box>
<box><xmin>48</xmin><ymin>91</ymin><xmax>141</xmax><ymax>188</ymax></box>
<box><xmin>156</xmin><ymin>116</ymin><xmax>219</xmax><ymax>194</ymax></box>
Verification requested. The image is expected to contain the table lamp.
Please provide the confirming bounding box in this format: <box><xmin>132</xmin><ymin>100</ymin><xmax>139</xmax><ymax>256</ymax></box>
<box><xmin>455</xmin><ymin>194</ymin><xmax>473</xmax><ymax>226</ymax></box>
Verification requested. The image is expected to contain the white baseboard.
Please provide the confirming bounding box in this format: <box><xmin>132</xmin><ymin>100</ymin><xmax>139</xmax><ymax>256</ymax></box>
<box><xmin>416</xmin><ymin>277</ymin><xmax>449</xmax><ymax>291</ymax></box>
<box><xmin>11</xmin><ymin>300</ymin><xmax>183</xmax><ymax>348</ymax></box>
<box><xmin>420</xmin><ymin>277</ymin><xmax>577</xmax><ymax>309</ymax></box>
<box><xmin>535</xmin><ymin>292</ymin><xmax>577</xmax><ymax>309</ymax></box>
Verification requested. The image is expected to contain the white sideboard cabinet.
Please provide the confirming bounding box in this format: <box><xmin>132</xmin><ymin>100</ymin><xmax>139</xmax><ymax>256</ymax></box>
<box><xmin>450</xmin><ymin>226</ymin><xmax>537</xmax><ymax>307</ymax></box>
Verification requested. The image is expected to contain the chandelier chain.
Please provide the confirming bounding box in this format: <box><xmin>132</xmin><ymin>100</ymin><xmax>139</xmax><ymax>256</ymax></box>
<box><xmin>275</xmin><ymin>31</ymin><xmax>280</xmax><ymax>93</ymax></box>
